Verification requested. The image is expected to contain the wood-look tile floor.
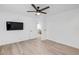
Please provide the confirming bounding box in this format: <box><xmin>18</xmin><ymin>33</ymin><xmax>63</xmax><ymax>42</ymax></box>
<box><xmin>0</xmin><ymin>38</ymin><xmax>79</xmax><ymax>55</ymax></box>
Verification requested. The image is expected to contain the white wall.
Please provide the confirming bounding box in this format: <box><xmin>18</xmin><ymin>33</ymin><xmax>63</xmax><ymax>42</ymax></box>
<box><xmin>0</xmin><ymin>11</ymin><xmax>38</xmax><ymax>46</ymax></box>
<box><xmin>46</xmin><ymin>8</ymin><xmax>79</xmax><ymax>48</ymax></box>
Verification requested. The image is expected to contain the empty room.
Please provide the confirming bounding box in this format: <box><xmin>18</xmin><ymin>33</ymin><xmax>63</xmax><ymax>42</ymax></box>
<box><xmin>0</xmin><ymin>4</ymin><xmax>79</xmax><ymax>55</ymax></box>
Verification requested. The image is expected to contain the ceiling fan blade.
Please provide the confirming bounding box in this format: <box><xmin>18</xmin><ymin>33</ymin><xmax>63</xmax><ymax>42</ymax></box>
<box><xmin>27</xmin><ymin>11</ymin><xmax>36</xmax><ymax>12</ymax></box>
<box><xmin>40</xmin><ymin>12</ymin><xmax>47</xmax><ymax>14</ymax></box>
<box><xmin>40</xmin><ymin>6</ymin><xmax>50</xmax><ymax>11</ymax></box>
<box><xmin>31</xmin><ymin>4</ymin><xmax>38</xmax><ymax>11</ymax></box>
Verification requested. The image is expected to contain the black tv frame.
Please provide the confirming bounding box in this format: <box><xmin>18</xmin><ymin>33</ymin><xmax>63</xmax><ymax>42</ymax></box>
<box><xmin>6</xmin><ymin>21</ymin><xmax>24</xmax><ymax>31</ymax></box>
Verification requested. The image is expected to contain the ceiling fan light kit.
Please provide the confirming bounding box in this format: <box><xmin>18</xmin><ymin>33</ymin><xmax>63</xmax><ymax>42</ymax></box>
<box><xmin>35</xmin><ymin>12</ymin><xmax>41</xmax><ymax>15</ymax></box>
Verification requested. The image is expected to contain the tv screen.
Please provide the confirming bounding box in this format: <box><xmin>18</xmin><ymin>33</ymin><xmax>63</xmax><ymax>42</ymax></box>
<box><xmin>6</xmin><ymin>21</ymin><xmax>23</xmax><ymax>31</ymax></box>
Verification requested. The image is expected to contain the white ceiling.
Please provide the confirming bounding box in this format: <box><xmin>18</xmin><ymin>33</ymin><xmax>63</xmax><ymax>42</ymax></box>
<box><xmin>0</xmin><ymin>4</ymin><xmax>79</xmax><ymax>16</ymax></box>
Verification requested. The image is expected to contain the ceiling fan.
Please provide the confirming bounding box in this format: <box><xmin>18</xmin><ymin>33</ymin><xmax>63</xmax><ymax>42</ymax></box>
<box><xmin>27</xmin><ymin>4</ymin><xmax>50</xmax><ymax>15</ymax></box>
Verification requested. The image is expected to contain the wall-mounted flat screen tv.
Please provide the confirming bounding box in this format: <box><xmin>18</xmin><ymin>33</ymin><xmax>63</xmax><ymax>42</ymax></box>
<box><xmin>6</xmin><ymin>21</ymin><xmax>23</xmax><ymax>31</ymax></box>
